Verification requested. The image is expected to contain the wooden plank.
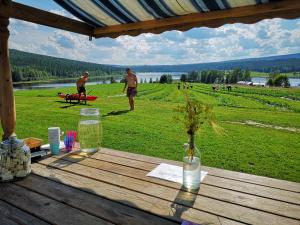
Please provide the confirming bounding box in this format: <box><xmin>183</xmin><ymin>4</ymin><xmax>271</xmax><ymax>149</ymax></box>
<box><xmin>56</xmin><ymin>154</ymin><xmax>300</xmax><ymax>219</ymax></box>
<box><xmin>93</xmin><ymin>0</ymin><xmax>300</xmax><ymax>38</ymax></box>
<box><xmin>31</xmin><ymin>163</ymin><xmax>235</xmax><ymax>225</ymax></box>
<box><xmin>0</xmin><ymin>199</ymin><xmax>50</xmax><ymax>225</ymax></box>
<box><xmin>99</xmin><ymin>148</ymin><xmax>300</xmax><ymax>192</ymax></box>
<box><xmin>16</xmin><ymin>174</ymin><xmax>179</xmax><ymax>225</ymax></box>
<box><xmin>0</xmin><ymin>16</ymin><xmax>15</xmax><ymax>139</ymax></box>
<box><xmin>0</xmin><ymin>1</ymin><xmax>93</xmax><ymax>36</ymax></box>
<box><xmin>37</xmin><ymin>157</ymin><xmax>300</xmax><ymax>225</ymax></box>
<box><xmin>53</xmin><ymin>150</ymin><xmax>300</xmax><ymax>205</ymax></box>
<box><xmin>59</xmin><ymin>155</ymin><xmax>300</xmax><ymax>219</ymax></box>
<box><xmin>0</xmin><ymin>183</ymin><xmax>113</xmax><ymax>225</ymax></box>
<box><xmin>87</xmin><ymin>151</ymin><xmax>300</xmax><ymax>205</ymax></box>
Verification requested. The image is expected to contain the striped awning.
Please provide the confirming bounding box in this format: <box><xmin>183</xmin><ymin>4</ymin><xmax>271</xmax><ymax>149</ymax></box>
<box><xmin>50</xmin><ymin>0</ymin><xmax>300</xmax><ymax>38</ymax></box>
<box><xmin>54</xmin><ymin>0</ymin><xmax>278</xmax><ymax>28</ymax></box>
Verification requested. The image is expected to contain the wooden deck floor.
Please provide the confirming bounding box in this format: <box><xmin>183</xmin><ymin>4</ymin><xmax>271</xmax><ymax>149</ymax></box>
<box><xmin>0</xmin><ymin>148</ymin><xmax>299</xmax><ymax>225</ymax></box>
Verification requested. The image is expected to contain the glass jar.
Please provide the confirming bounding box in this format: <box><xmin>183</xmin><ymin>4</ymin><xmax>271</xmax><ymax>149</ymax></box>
<box><xmin>0</xmin><ymin>136</ymin><xmax>31</xmax><ymax>182</ymax></box>
<box><xmin>78</xmin><ymin>108</ymin><xmax>102</xmax><ymax>153</ymax></box>
<box><xmin>183</xmin><ymin>134</ymin><xmax>201</xmax><ymax>191</ymax></box>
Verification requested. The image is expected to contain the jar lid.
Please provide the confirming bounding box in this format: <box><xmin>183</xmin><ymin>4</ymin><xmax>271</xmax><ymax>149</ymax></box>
<box><xmin>0</xmin><ymin>136</ymin><xmax>24</xmax><ymax>151</ymax></box>
<box><xmin>80</xmin><ymin>108</ymin><xmax>100</xmax><ymax>116</ymax></box>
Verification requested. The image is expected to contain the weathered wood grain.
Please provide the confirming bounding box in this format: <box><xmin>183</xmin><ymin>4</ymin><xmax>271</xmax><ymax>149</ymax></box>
<box><xmin>16</xmin><ymin>174</ymin><xmax>179</xmax><ymax>225</ymax></box>
<box><xmin>0</xmin><ymin>200</ymin><xmax>50</xmax><ymax>225</ymax></box>
<box><xmin>99</xmin><ymin>148</ymin><xmax>300</xmax><ymax>192</ymax></box>
<box><xmin>55</xmin><ymin>154</ymin><xmax>300</xmax><ymax>219</ymax></box>
<box><xmin>65</xmin><ymin>150</ymin><xmax>300</xmax><ymax>205</ymax></box>
<box><xmin>0</xmin><ymin>16</ymin><xmax>15</xmax><ymax>139</ymax></box>
<box><xmin>0</xmin><ymin>183</ymin><xmax>113</xmax><ymax>225</ymax></box>
<box><xmin>0</xmin><ymin>1</ymin><xmax>93</xmax><ymax>36</ymax></box>
<box><xmin>37</xmin><ymin>157</ymin><xmax>300</xmax><ymax>225</ymax></box>
<box><xmin>32</xmin><ymin>163</ymin><xmax>234</xmax><ymax>225</ymax></box>
<box><xmin>90</xmin><ymin>152</ymin><xmax>300</xmax><ymax>205</ymax></box>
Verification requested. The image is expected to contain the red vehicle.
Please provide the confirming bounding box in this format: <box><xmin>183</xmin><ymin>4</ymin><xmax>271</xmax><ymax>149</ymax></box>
<box><xmin>58</xmin><ymin>93</ymin><xmax>97</xmax><ymax>104</ymax></box>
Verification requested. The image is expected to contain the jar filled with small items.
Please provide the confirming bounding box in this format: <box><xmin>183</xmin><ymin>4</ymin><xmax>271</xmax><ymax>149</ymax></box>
<box><xmin>0</xmin><ymin>136</ymin><xmax>31</xmax><ymax>182</ymax></box>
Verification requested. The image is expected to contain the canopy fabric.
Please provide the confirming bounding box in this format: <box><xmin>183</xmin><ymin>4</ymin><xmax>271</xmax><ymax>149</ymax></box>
<box><xmin>54</xmin><ymin>0</ymin><xmax>279</xmax><ymax>28</ymax></box>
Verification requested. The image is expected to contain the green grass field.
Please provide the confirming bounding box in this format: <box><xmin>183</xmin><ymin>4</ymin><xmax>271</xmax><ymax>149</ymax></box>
<box><xmin>7</xmin><ymin>83</ymin><xmax>300</xmax><ymax>182</ymax></box>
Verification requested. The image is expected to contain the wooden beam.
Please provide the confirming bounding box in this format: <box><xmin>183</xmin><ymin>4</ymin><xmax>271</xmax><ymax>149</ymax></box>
<box><xmin>0</xmin><ymin>16</ymin><xmax>16</xmax><ymax>140</ymax></box>
<box><xmin>0</xmin><ymin>0</ymin><xmax>94</xmax><ymax>36</ymax></box>
<box><xmin>94</xmin><ymin>0</ymin><xmax>300</xmax><ymax>38</ymax></box>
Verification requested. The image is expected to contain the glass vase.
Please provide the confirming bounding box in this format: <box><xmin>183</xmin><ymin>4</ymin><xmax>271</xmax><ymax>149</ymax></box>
<box><xmin>78</xmin><ymin>108</ymin><xmax>102</xmax><ymax>153</ymax></box>
<box><xmin>183</xmin><ymin>134</ymin><xmax>201</xmax><ymax>191</ymax></box>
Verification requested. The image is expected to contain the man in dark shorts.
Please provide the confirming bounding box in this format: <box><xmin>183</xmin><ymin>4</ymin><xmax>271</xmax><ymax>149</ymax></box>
<box><xmin>76</xmin><ymin>72</ymin><xmax>88</xmax><ymax>103</ymax></box>
<box><xmin>123</xmin><ymin>68</ymin><xmax>138</xmax><ymax>110</ymax></box>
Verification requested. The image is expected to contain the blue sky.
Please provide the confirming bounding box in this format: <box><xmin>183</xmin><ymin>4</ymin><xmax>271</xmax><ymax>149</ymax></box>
<box><xmin>10</xmin><ymin>0</ymin><xmax>300</xmax><ymax>65</ymax></box>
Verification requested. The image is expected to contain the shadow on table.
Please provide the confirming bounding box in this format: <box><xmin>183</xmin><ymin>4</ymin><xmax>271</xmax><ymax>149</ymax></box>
<box><xmin>28</xmin><ymin>151</ymin><xmax>213</xmax><ymax>225</ymax></box>
<box><xmin>32</xmin><ymin>152</ymin><xmax>204</xmax><ymax>224</ymax></box>
<box><xmin>40</xmin><ymin>149</ymin><xmax>96</xmax><ymax>170</ymax></box>
<box><xmin>171</xmin><ymin>186</ymin><xmax>207</xmax><ymax>224</ymax></box>
<box><xmin>21</xmin><ymin>166</ymin><xmax>179</xmax><ymax>225</ymax></box>
<box><xmin>102</xmin><ymin>110</ymin><xmax>130</xmax><ymax>117</ymax></box>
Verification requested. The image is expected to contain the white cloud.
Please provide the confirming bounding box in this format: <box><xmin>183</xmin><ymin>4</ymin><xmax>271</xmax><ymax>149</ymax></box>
<box><xmin>10</xmin><ymin>19</ymin><xmax>39</xmax><ymax>29</ymax></box>
<box><xmin>8</xmin><ymin>16</ymin><xmax>300</xmax><ymax>65</ymax></box>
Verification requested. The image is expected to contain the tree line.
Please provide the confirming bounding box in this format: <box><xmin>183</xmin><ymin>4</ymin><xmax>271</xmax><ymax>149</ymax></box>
<box><xmin>158</xmin><ymin>69</ymin><xmax>290</xmax><ymax>87</ymax></box>
<box><xmin>179</xmin><ymin>69</ymin><xmax>251</xmax><ymax>84</ymax></box>
<box><xmin>10</xmin><ymin>49</ymin><xmax>122</xmax><ymax>82</ymax></box>
<box><xmin>266</xmin><ymin>71</ymin><xmax>290</xmax><ymax>87</ymax></box>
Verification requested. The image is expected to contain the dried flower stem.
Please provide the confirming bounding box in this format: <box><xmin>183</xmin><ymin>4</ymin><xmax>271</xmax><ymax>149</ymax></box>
<box><xmin>176</xmin><ymin>90</ymin><xmax>219</xmax><ymax>161</ymax></box>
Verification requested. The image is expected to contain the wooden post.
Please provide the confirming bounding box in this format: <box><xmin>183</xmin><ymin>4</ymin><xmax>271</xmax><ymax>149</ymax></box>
<box><xmin>0</xmin><ymin>16</ymin><xmax>16</xmax><ymax>140</ymax></box>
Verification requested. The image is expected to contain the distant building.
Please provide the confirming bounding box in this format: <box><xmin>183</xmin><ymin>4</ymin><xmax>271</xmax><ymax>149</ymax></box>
<box><xmin>237</xmin><ymin>81</ymin><xmax>253</xmax><ymax>86</ymax></box>
<box><xmin>252</xmin><ymin>83</ymin><xmax>265</xmax><ymax>87</ymax></box>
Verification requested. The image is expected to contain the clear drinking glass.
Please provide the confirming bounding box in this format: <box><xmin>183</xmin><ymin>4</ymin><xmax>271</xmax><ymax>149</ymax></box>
<box><xmin>78</xmin><ymin>108</ymin><xmax>102</xmax><ymax>153</ymax></box>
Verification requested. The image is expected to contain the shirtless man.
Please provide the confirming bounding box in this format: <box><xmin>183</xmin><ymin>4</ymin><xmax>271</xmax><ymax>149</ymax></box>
<box><xmin>76</xmin><ymin>71</ymin><xmax>89</xmax><ymax>104</ymax></box>
<box><xmin>123</xmin><ymin>68</ymin><xmax>138</xmax><ymax>110</ymax></box>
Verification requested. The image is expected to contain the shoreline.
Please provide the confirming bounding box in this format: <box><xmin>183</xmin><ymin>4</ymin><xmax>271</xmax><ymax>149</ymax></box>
<box><xmin>13</xmin><ymin>75</ymin><xmax>122</xmax><ymax>85</ymax></box>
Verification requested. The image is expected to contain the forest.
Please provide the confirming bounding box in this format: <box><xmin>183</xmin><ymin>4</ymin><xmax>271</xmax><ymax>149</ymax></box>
<box><xmin>131</xmin><ymin>53</ymin><xmax>300</xmax><ymax>73</ymax></box>
<box><xmin>10</xmin><ymin>49</ymin><xmax>122</xmax><ymax>82</ymax></box>
<box><xmin>177</xmin><ymin>69</ymin><xmax>250</xmax><ymax>84</ymax></box>
<box><xmin>9</xmin><ymin>49</ymin><xmax>300</xmax><ymax>82</ymax></box>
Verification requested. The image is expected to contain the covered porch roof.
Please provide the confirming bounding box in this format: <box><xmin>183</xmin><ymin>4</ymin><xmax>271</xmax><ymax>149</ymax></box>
<box><xmin>1</xmin><ymin>0</ymin><xmax>300</xmax><ymax>39</ymax></box>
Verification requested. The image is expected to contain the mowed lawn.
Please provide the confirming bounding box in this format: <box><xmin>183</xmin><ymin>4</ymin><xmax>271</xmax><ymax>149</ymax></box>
<box><xmin>8</xmin><ymin>83</ymin><xmax>300</xmax><ymax>182</ymax></box>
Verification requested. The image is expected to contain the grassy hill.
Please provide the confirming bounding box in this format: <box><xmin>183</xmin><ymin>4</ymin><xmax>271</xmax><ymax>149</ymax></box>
<box><xmin>5</xmin><ymin>83</ymin><xmax>300</xmax><ymax>182</ymax></box>
<box><xmin>10</xmin><ymin>49</ymin><xmax>122</xmax><ymax>82</ymax></box>
<box><xmin>131</xmin><ymin>54</ymin><xmax>300</xmax><ymax>73</ymax></box>
<box><xmin>9</xmin><ymin>49</ymin><xmax>300</xmax><ymax>82</ymax></box>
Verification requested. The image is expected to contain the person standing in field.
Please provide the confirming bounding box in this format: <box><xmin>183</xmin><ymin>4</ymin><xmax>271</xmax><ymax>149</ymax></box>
<box><xmin>123</xmin><ymin>68</ymin><xmax>138</xmax><ymax>110</ymax></box>
<box><xmin>76</xmin><ymin>71</ymin><xmax>89</xmax><ymax>104</ymax></box>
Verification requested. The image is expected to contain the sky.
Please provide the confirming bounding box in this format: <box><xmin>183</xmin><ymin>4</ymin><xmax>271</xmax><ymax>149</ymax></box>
<box><xmin>9</xmin><ymin>0</ymin><xmax>300</xmax><ymax>65</ymax></box>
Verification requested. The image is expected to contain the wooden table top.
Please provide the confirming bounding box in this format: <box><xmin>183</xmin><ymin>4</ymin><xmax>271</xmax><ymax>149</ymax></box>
<box><xmin>0</xmin><ymin>147</ymin><xmax>299</xmax><ymax>225</ymax></box>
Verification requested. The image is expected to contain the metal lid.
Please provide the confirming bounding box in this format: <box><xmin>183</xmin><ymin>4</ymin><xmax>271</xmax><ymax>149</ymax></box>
<box><xmin>80</xmin><ymin>108</ymin><xmax>100</xmax><ymax>116</ymax></box>
<box><xmin>0</xmin><ymin>136</ymin><xmax>24</xmax><ymax>151</ymax></box>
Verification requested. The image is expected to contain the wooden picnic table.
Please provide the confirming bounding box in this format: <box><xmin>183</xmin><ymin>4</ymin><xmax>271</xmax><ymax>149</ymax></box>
<box><xmin>0</xmin><ymin>147</ymin><xmax>299</xmax><ymax>225</ymax></box>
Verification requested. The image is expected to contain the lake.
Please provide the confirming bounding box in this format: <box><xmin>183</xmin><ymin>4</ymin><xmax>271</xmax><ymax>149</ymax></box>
<box><xmin>252</xmin><ymin>77</ymin><xmax>300</xmax><ymax>87</ymax></box>
<box><xmin>13</xmin><ymin>72</ymin><xmax>184</xmax><ymax>90</ymax></box>
<box><xmin>13</xmin><ymin>72</ymin><xmax>300</xmax><ymax>90</ymax></box>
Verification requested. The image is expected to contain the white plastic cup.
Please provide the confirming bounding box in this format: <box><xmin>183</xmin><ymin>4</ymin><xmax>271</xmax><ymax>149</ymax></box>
<box><xmin>48</xmin><ymin>127</ymin><xmax>61</xmax><ymax>144</ymax></box>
